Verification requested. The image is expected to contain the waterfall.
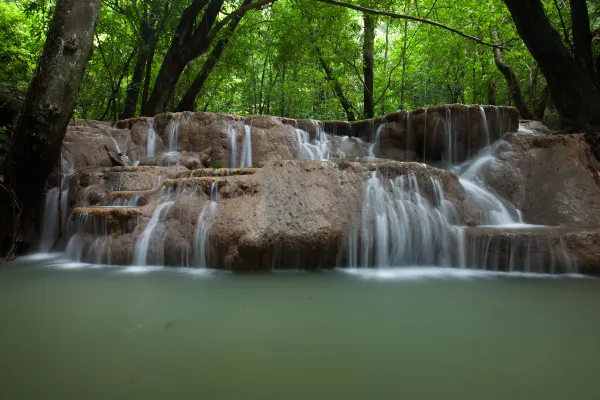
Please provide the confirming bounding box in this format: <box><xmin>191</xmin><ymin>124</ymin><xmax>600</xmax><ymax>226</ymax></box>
<box><xmin>351</xmin><ymin>172</ymin><xmax>458</xmax><ymax>267</ymax></box>
<box><xmin>228</xmin><ymin>121</ymin><xmax>237</xmax><ymax>168</ymax></box>
<box><xmin>240</xmin><ymin>123</ymin><xmax>253</xmax><ymax>168</ymax></box>
<box><xmin>110</xmin><ymin>137</ymin><xmax>122</xmax><ymax>154</ymax></box>
<box><xmin>147</xmin><ymin>119</ymin><xmax>156</xmax><ymax>157</ymax></box>
<box><xmin>38</xmin><ymin>151</ymin><xmax>74</xmax><ymax>252</ymax></box>
<box><xmin>478</xmin><ymin>106</ymin><xmax>491</xmax><ymax>148</ymax></box>
<box><xmin>134</xmin><ymin>200</ymin><xmax>175</xmax><ymax>265</ymax></box>
<box><xmin>296</xmin><ymin>124</ymin><xmax>331</xmax><ymax>160</ymax></box>
<box><xmin>194</xmin><ymin>182</ymin><xmax>219</xmax><ymax>267</ymax></box>
<box><xmin>167</xmin><ymin>117</ymin><xmax>180</xmax><ymax>154</ymax></box>
<box><xmin>368</xmin><ymin>124</ymin><xmax>384</xmax><ymax>158</ymax></box>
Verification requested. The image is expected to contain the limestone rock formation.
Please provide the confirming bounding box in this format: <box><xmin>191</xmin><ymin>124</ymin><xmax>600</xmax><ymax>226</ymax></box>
<box><xmin>34</xmin><ymin>104</ymin><xmax>600</xmax><ymax>274</ymax></box>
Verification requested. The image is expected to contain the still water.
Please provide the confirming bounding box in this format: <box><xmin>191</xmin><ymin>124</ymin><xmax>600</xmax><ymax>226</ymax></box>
<box><xmin>1</xmin><ymin>255</ymin><xmax>600</xmax><ymax>400</ymax></box>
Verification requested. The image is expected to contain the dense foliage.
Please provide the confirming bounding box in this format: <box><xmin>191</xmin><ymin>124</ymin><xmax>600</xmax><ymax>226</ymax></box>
<box><xmin>1</xmin><ymin>0</ymin><xmax>599</xmax><ymax>122</ymax></box>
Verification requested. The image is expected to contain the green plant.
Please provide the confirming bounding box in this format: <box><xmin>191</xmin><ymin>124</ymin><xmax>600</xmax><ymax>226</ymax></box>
<box><xmin>211</xmin><ymin>163</ymin><xmax>222</xmax><ymax>169</ymax></box>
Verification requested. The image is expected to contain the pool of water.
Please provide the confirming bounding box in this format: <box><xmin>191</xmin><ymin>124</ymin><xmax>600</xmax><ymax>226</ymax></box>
<box><xmin>1</xmin><ymin>255</ymin><xmax>600</xmax><ymax>399</ymax></box>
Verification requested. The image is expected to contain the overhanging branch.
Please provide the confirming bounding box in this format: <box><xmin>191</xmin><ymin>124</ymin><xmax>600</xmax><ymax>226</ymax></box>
<box><xmin>314</xmin><ymin>0</ymin><xmax>501</xmax><ymax>48</ymax></box>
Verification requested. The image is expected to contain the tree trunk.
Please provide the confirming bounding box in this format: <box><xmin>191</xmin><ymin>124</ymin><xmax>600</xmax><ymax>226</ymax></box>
<box><xmin>533</xmin><ymin>85</ymin><xmax>550</xmax><ymax>120</ymax></box>
<box><xmin>316</xmin><ymin>47</ymin><xmax>356</xmax><ymax>122</ymax></box>
<box><xmin>142</xmin><ymin>0</ymin><xmax>225</xmax><ymax>116</ymax></box>
<box><xmin>362</xmin><ymin>13</ymin><xmax>375</xmax><ymax>119</ymax></box>
<box><xmin>399</xmin><ymin>19</ymin><xmax>409</xmax><ymax>111</ymax></box>
<box><xmin>120</xmin><ymin>25</ymin><xmax>153</xmax><ymax>119</ymax></box>
<box><xmin>492</xmin><ymin>30</ymin><xmax>535</xmax><ymax>119</ymax></box>
<box><xmin>569</xmin><ymin>0</ymin><xmax>594</xmax><ymax>76</ymax></box>
<box><xmin>176</xmin><ymin>0</ymin><xmax>250</xmax><ymax>112</ymax></box>
<box><xmin>502</xmin><ymin>0</ymin><xmax>600</xmax><ymax>127</ymax></box>
<box><xmin>487</xmin><ymin>79</ymin><xmax>496</xmax><ymax>105</ymax></box>
<box><xmin>0</xmin><ymin>0</ymin><xmax>101</xmax><ymax>257</ymax></box>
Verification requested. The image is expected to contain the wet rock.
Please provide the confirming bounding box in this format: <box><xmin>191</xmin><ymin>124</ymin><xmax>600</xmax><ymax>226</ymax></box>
<box><xmin>476</xmin><ymin>133</ymin><xmax>600</xmax><ymax>227</ymax></box>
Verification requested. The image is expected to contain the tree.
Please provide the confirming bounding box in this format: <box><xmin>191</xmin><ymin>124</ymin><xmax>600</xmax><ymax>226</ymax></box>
<box><xmin>0</xmin><ymin>0</ymin><xmax>102</xmax><ymax>257</ymax></box>
<box><xmin>502</xmin><ymin>0</ymin><xmax>600</xmax><ymax>128</ymax></box>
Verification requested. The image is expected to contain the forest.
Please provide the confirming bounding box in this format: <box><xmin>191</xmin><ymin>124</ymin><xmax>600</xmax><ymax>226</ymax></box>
<box><xmin>1</xmin><ymin>0</ymin><xmax>598</xmax><ymax>130</ymax></box>
<box><xmin>0</xmin><ymin>0</ymin><xmax>599</xmax><ymax>257</ymax></box>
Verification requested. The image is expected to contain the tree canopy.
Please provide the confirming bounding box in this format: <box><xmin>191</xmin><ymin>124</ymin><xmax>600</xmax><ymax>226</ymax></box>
<box><xmin>2</xmin><ymin>0</ymin><xmax>599</xmax><ymax>122</ymax></box>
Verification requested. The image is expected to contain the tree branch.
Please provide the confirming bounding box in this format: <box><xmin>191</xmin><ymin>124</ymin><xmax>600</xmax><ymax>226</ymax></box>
<box><xmin>315</xmin><ymin>0</ymin><xmax>501</xmax><ymax>48</ymax></box>
<box><xmin>205</xmin><ymin>0</ymin><xmax>278</xmax><ymax>44</ymax></box>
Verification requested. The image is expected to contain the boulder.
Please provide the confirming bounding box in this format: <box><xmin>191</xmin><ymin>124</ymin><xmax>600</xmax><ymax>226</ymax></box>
<box><xmin>475</xmin><ymin>132</ymin><xmax>600</xmax><ymax>227</ymax></box>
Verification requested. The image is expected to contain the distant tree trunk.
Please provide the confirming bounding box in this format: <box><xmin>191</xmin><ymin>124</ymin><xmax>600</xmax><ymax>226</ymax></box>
<box><xmin>487</xmin><ymin>79</ymin><xmax>496</xmax><ymax>105</ymax></box>
<box><xmin>176</xmin><ymin>0</ymin><xmax>250</xmax><ymax>112</ymax></box>
<box><xmin>502</xmin><ymin>0</ymin><xmax>600</xmax><ymax>128</ymax></box>
<box><xmin>399</xmin><ymin>19</ymin><xmax>409</xmax><ymax>111</ymax></box>
<box><xmin>120</xmin><ymin>25</ymin><xmax>153</xmax><ymax>119</ymax></box>
<box><xmin>0</xmin><ymin>0</ymin><xmax>101</xmax><ymax>257</ymax></box>
<box><xmin>316</xmin><ymin>46</ymin><xmax>356</xmax><ymax>121</ymax></box>
<box><xmin>569</xmin><ymin>0</ymin><xmax>594</xmax><ymax>76</ymax></box>
<box><xmin>491</xmin><ymin>30</ymin><xmax>535</xmax><ymax>119</ymax></box>
<box><xmin>362</xmin><ymin>13</ymin><xmax>375</xmax><ymax>119</ymax></box>
<box><xmin>142</xmin><ymin>0</ymin><xmax>225</xmax><ymax>116</ymax></box>
<box><xmin>533</xmin><ymin>85</ymin><xmax>550</xmax><ymax>120</ymax></box>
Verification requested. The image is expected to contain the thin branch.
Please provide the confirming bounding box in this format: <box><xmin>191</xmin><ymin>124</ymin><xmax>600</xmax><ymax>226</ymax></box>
<box><xmin>315</xmin><ymin>0</ymin><xmax>501</xmax><ymax>48</ymax></box>
<box><xmin>205</xmin><ymin>0</ymin><xmax>278</xmax><ymax>44</ymax></box>
<box><xmin>553</xmin><ymin>0</ymin><xmax>574</xmax><ymax>52</ymax></box>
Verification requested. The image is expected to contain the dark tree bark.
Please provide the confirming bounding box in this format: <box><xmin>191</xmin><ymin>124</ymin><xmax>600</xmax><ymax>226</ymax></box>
<box><xmin>487</xmin><ymin>79</ymin><xmax>496</xmax><ymax>105</ymax></box>
<box><xmin>120</xmin><ymin>26</ymin><xmax>153</xmax><ymax>119</ymax></box>
<box><xmin>533</xmin><ymin>85</ymin><xmax>550</xmax><ymax>120</ymax></box>
<box><xmin>316</xmin><ymin>46</ymin><xmax>356</xmax><ymax>121</ymax></box>
<box><xmin>142</xmin><ymin>0</ymin><xmax>223</xmax><ymax>116</ymax></box>
<box><xmin>176</xmin><ymin>0</ymin><xmax>251</xmax><ymax>112</ymax></box>
<box><xmin>0</xmin><ymin>0</ymin><xmax>101</xmax><ymax>257</ymax></box>
<box><xmin>143</xmin><ymin>0</ymin><xmax>276</xmax><ymax>116</ymax></box>
<box><xmin>362</xmin><ymin>13</ymin><xmax>375</xmax><ymax>119</ymax></box>
<box><xmin>492</xmin><ymin>30</ymin><xmax>536</xmax><ymax>119</ymax></box>
<box><xmin>502</xmin><ymin>0</ymin><xmax>600</xmax><ymax>127</ymax></box>
<box><xmin>569</xmin><ymin>0</ymin><xmax>594</xmax><ymax>76</ymax></box>
<box><xmin>121</xmin><ymin>1</ymin><xmax>171</xmax><ymax>119</ymax></box>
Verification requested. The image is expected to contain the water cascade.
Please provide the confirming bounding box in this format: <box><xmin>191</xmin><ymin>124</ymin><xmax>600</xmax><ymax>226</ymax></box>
<box><xmin>147</xmin><ymin>119</ymin><xmax>156</xmax><ymax>157</ymax></box>
<box><xmin>167</xmin><ymin>117</ymin><xmax>181</xmax><ymax>154</ymax></box>
<box><xmin>228</xmin><ymin>121</ymin><xmax>237</xmax><ymax>168</ymax></box>
<box><xmin>134</xmin><ymin>194</ymin><xmax>176</xmax><ymax>266</ymax></box>
<box><xmin>39</xmin><ymin>151</ymin><xmax>74</xmax><ymax>252</ymax></box>
<box><xmin>194</xmin><ymin>183</ymin><xmax>219</xmax><ymax>267</ymax></box>
<box><xmin>296</xmin><ymin>123</ymin><xmax>330</xmax><ymax>160</ymax></box>
<box><xmin>240</xmin><ymin>123</ymin><xmax>253</xmax><ymax>168</ymax></box>
<box><xmin>348</xmin><ymin>172</ymin><xmax>459</xmax><ymax>268</ymax></box>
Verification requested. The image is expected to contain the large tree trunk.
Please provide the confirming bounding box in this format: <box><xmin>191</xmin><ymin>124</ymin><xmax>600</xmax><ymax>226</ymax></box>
<box><xmin>120</xmin><ymin>26</ymin><xmax>153</xmax><ymax>119</ymax></box>
<box><xmin>142</xmin><ymin>0</ymin><xmax>225</xmax><ymax>116</ymax></box>
<box><xmin>492</xmin><ymin>30</ymin><xmax>536</xmax><ymax>119</ymax></box>
<box><xmin>502</xmin><ymin>0</ymin><xmax>600</xmax><ymax>127</ymax></box>
<box><xmin>362</xmin><ymin>13</ymin><xmax>375</xmax><ymax>119</ymax></box>
<box><xmin>0</xmin><ymin>0</ymin><xmax>101</xmax><ymax>257</ymax></box>
<box><xmin>316</xmin><ymin>46</ymin><xmax>356</xmax><ymax>122</ymax></box>
<box><xmin>569</xmin><ymin>0</ymin><xmax>594</xmax><ymax>76</ymax></box>
<box><xmin>177</xmin><ymin>0</ymin><xmax>251</xmax><ymax>112</ymax></box>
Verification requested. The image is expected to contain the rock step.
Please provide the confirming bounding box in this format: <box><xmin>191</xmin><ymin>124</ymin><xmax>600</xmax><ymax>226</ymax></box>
<box><xmin>70</xmin><ymin>207</ymin><xmax>143</xmax><ymax>235</ymax></box>
<box><xmin>106</xmin><ymin>190</ymin><xmax>155</xmax><ymax>206</ymax></box>
<box><xmin>174</xmin><ymin>168</ymin><xmax>259</xmax><ymax>179</ymax></box>
<box><xmin>463</xmin><ymin>226</ymin><xmax>600</xmax><ymax>274</ymax></box>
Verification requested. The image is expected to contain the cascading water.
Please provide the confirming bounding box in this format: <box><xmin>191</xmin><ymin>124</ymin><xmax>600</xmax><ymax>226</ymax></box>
<box><xmin>349</xmin><ymin>172</ymin><xmax>459</xmax><ymax>268</ymax></box>
<box><xmin>39</xmin><ymin>151</ymin><xmax>74</xmax><ymax>252</ymax></box>
<box><xmin>167</xmin><ymin>117</ymin><xmax>180</xmax><ymax>154</ymax></box>
<box><xmin>147</xmin><ymin>119</ymin><xmax>156</xmax><ymax>157</ymax></box>
<box><xmin>240</xmin><ymin>123</ymin><xmax>253</xmax><ymax>168</ymax></box>
<box><xmin>134</xmin><ymin>194</ymin><xmax>175</xmax><ymax>266</ymax></box>
<box><xmin>228</xmin><ymin>121</ymin><xmax>237</xmax><ymax>168</ymax></box>
<box><xmin>296</xmin><ymin>123</ymin><xmax>331</xmax><ymax>160</ymax></box>
<box><xmin>194</xmin><ymin>182</ymin><xmax>219</xmax><ymax>267</ymax></box>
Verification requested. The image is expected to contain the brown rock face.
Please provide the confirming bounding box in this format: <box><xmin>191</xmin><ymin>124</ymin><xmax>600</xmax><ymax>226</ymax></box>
<box><xmin>49</xmin><ymin>107</ymin><xmax>600</xmax><ymax>275</ymax></box>
<box><xmin>473</xmin><ymin>132</ymin><xmax>600</xmax><ymax>227</ymax></box>
<box><xmin>70</xmin><ymin>161</ymin><xmax>472</xmax><ymax>270</ymax></box>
